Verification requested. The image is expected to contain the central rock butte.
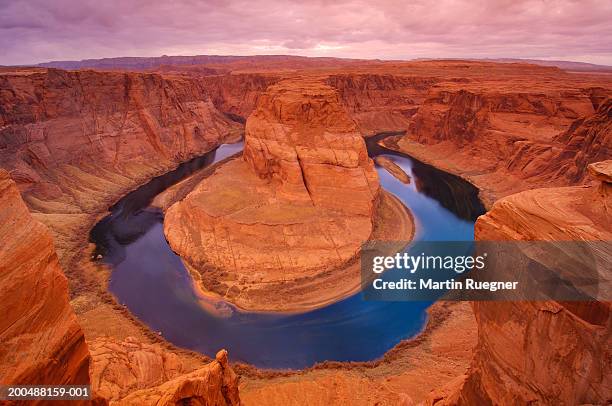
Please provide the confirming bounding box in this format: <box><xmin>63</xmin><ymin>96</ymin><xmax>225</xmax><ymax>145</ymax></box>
<box><xmin>164</xmin><ymin>78</ymin><xmax>413</xmax><ymax>311</ymax></box>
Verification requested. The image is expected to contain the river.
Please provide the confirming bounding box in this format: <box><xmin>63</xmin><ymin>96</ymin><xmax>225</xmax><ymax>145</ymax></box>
<box><xmin>90</xmin><ymin>135</ymin><xmax>484</xmax><ymax>369</ymax></box>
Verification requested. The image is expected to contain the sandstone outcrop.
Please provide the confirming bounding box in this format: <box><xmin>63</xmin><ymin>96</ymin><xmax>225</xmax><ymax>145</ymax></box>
<box><xmin>116</xmin><ymin>350</ymin><xmax>239</xmax><ymax>406</ymax></box>
<box><xmin>0</xmin><ymin>67</ymin><xmax>241</xmax><ymax>260</ymax></box>
<box><xmin>0</xmin><ymin>170</ymin><xmax>90</xmax><ymax>387</ymax></box>
<box><xmin>89</xmin><ymin>337</ymin><xmax>192</xmax><ymax>401</ymax></box>
<box><xmin>326</xmin><ymin>73</ymin><xmax>434</xmax><ymax>136</ymax></box>
<box><xmin>428</xmin><ymin>161</ymin><xmax>611</xmax><ymax>405</ymax></box>
<box><xmin>201</xmin><ymin>73</ymin><xmax>280</xmax><ymax>120</ymax></box>
<box><xmin>90</xmin><ymin>337</ymin><xmax>240</xmax><ymax>405</ymax></box>
<box><xmin>379</xmin><ymin>76</ymin><xmax>611</xmax><ymax>206</ymax></box>
<box><xmin>164</xmin><ymin>78</ymin><xmax>413</xmax><ymax>311</ymax></box>
<box><xmin>0</xmin><ymin>68</ymin><xmax>247</xmax><ymax>404</ymax></box>
<box><xmin>1</xmin><ymin>59</ymin><xmax>610</xmax><ymax>405</ymax></box>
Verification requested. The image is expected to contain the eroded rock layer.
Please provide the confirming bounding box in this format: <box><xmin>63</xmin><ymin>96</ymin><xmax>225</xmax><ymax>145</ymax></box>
<box><xmin>429</xmin><ymin>161</ymin><xmax>611</xmax><ymax>405</ymax></box>
<box><xmin>365</xmin><ymin>64</ymin><xmax>612</xmax><ymax>206</ymax></box>
<box><xmin>0</xmin><ymin>169</ymin><xmax>90</xmax><ymax>387</ymax></box>
<box><xmin>164</xmin><ymin>78</ymin><xmax>391</xmax><ymax>311</ymax></box>
<box><xmin>0</xmin><ymin>67</ymin><xmax>241</xmax><ymax>258</ymax></box>
<box><xmin>90</xmin><ymin>338</ymin><xmax>240</xmax><ymax>405</ymax></box>
<box><xmin>116</xmin><ymin>350</ymin><xmax>239</xmax><ymax>406</ymax></box>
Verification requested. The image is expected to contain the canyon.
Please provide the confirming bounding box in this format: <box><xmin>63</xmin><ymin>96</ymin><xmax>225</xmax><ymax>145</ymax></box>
<box><xmin>0</xmin><ymin>56</ymin><xmax>610</xmax><ymax>404</ymax></box>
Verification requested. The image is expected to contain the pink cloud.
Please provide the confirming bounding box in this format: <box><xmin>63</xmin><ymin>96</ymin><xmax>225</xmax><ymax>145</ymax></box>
<box><xmin>0</xmin><ymin>0</ymin><xmax>611</xmax><ymax>65</ymax></box>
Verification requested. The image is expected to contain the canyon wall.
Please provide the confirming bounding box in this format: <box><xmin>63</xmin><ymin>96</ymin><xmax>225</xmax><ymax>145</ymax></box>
<box><xmin>200</xmin><ymin>73</ymin><xmax>281</xmax><ymax>120</ymax></box>
<box><xmin>388</xmin><ymin>89</ymin><xmax>610</xmax><ymax>205</ymax></box>
<box><xmin>1</xmin><ymin>60</ymin><xmax>610</xmax><ymax>404</ymax></box>
<box><xmin>326</xmin><ymin>73</ymin><xmax>435</xmax><ymax>135</ymax></box>
<box><xmin>92</xmin><ymin>346</ymin><xmax>240</xmax><ymax>406</ymax></box>
<box><xmin>0</xmin><ymin>169</ymin><xmax>90</xmax><ymax>389</ymax></box>
<box><xmin>429</xmin><ymin>161</ymin><xmax>611</xmax><ymax>405</ymax></box>
<box><xmin>322</xmin><ymin>62</ymin><xmax>612</xmax><ymax>205</ymax></box>
<box><xmin>0</xmin><ymin>67</ymin><xmax>246</xmax><ymax>404</ymax></box>
<box><xmin>405</xmin><ymin>90</ymin><xmax>609</xmax><ymax>193</ymax></box>
<box><xmin>0</xmin><ymin>67</ymin><xmax>242</xmax><ymax>257</ymax></box>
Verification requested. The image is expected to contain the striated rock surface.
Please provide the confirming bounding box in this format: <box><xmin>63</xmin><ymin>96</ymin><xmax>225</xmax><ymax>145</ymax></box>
<box><xmin>382</xmin><ymin>83</ymin><xmax>611</xmax><ymax>206</ymax></box>
<box><xmin>1</xmin><ymin>59</ymin><xmax>610</xmax><ymax>404</ymax></box>
<box><xmin>116</xmin><ymin>350</ymin><xmax>240</xmax><ymax>406</ymax></box>
<box><xmin>201</xmin><ymin>73</ymin><xmax>281</xmax><ymax>120</ymax></box>
<box><xmin>429</xmin><ymin>161</ymin><xmax>611</xmax><ymax>405</ymax></box>
<box><xmin>0</xmin><ymin>67</ymin><xmax>241</xmax><ymax>260</ymax></box>
<box><xmin>164</xmin><ymin>78</ymin><xmax>411</xmax><ymax>311</ymax></box>
<box><xmin>242</xmin><ymin>78</ymin><xmax>380</xmax><ymax>215</ymax></box>
<box><xmin>89</xmin><ymin>337</ymin><xmax>192</xmax><ymax>402</ymax></box>
<box><xmin>326</xmin><ymin>73</ymin><xmax>435</xmax><ymax>135</ymax></box>
<box><xmin>0</xmin><ymin>169</ymin><xmax>90</xmax><ymax>387</ymax></box>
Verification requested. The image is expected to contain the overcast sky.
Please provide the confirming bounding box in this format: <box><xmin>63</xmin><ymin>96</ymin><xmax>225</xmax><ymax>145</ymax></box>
<box><xmin>1</xmin><ymin>0</ymin><xmax>611</xmax><ymax>66</ymax></box>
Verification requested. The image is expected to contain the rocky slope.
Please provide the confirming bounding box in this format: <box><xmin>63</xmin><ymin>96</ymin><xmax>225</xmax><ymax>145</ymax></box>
<box><xmin>367</xmin><ymin>64</ymin><xmax>612</xmax><ymax>206</ymax></box>
<box><xmin>326</xmin><ymin>73</ymin><xmax>435</xmax><ymax>135</ymax></box>
<box><xmin>0</xmin><ymin>67</ymin><xmax>248</xmax><ymax>404</ymax></box>
<box><xmin>90</xmin><ymin>338</ymin><xmax>241</xmax><ymax>405</ymax></box>
<box><xmin>200</xmin><ymin>73</ymin><xmax>281</xmax><ymax>120</ymax></box>
<box><xmin>164</xmin><ymin>77</ymin><xmax>413</xmax><ymax>311</ymax></box>
<box><xmin>0</xmin><ymin>67</ymin><xmax>241</xmax><ymax>259</ymax></box>
<box><xmin>429</xmin><ymin>161</ymin><xmax>611</xmax><ymax>405</ymax></box>
<box><xmin>0</xmin><ymin>169</ymin><xmax>90</xmax><ymax>388</ymax></box>
<box><xmin>109</xmin><ymin>350</ymin><xmax>240</xmax><ymax>405</ymax></box>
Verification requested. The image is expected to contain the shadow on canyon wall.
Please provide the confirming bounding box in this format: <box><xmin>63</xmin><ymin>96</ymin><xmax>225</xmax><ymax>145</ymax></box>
<box><xmin>366</xmin><ymin>132</ymin><xmax>486</xmax><ymax>222</ymax></box>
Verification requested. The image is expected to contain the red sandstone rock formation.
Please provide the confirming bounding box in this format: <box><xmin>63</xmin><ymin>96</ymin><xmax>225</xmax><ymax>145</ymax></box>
<box><xmin>0</xmin><ymin>67</ymin><xmax>241</xmax><ymax>256</ymax></box>
<box><xmin>428</xmin><ymin>161</ymin><xmax>611</xmax><ymax>405</ymax></box>
<box><xmin>201</xmin><ymin>73</ymin><xmax>280</xmax><ymax>120</ymax></box>
<box><xmin>1</xmin><ymin>59</ymin><xmax>610</xmax><ymax>404</ymax></box>
<box><xmin>0</xmin><ymin>169</ymin><xmax>90</xmax><ymax>388</ymax></box>
<box><xmin>90</xmin><ymin>338</ymin><xmax>240</xmax><ymax>405</ymax></box>
<box><xmin>89</xmin><ymin>337</ymin><xmax>191</xmax><ymax>401</ymax></box>
<box><xmin>382</xmin><ymin>79</ymin><xmax>611</xmax><ymax>206</ymax></box>
<box><xmin>163</xmin><ymin>77</ymin><xmax>401</xmax><ymax>311</ymax></box>
<box><xmin>326</xmin><ymin>73</ymin><xmax>435</xmax><ymax>135</ymax></box>
<box><xmin>550</xmin><ymin>98</ymin><xmax>612</xmax><ymax>183</ymax></box>
<box><xmin>116</xmin><ymin>350</ymin><xmax>239</xmax><ymax>405</ymax></box>
<box><xmin>242</xmin><ymin>78</ymin><xmax>380</xmax><ymax>215</ymax></box>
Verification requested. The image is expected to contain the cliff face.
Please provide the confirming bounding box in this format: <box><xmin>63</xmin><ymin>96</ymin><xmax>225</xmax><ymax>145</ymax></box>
<box><xmin>0</xmin><ymin>169</ymin><xmax>90</xmax><ymax>388</ymax></box>
<box><xmin>388</xmin><ymin>89</ymin><xmax>610</xmax><ymax>205</ymax></box>
<box><xmin>326</xmin><ymin>73</ymin><xmax>435</xmax><ymax>135</ymax></box>
<box><xmin>0</xmin><ymin>169</ymin><xmax>243</xmax><ymax>404</ymax></box>
<box><xmin>243</xmin><ymin>78</ymin><xmax>380</xmax><ymax>215</ymax></box>
<box><xmin>0</xmin><ymin>68</ymin><xmax>245</xmax><ymax>404</ymax></box>
<box><xmin>164</xmin><ymin>77</ymin><xmax>390</xmax><ymax>311</ymax></box>
<box><xmin>551</xmin><ymin>98</ymin><xmax>612</xmax><ymax>183</ymax></box>
<box><xmin>321</xmin><ymin>62</ymin><xmax>612</xmax><ymax>206</ymax></box>
<box><xmin>0</xmin><ymin>68</ymin><xmax>241</xmax><ymax>256</ymax></box>
<box><xmin>430</xmin><ymin>161</ymin><xmax>611</xmax><ymax>405</ymax></box>
<box><xmin>201</xmin><ymin>73</ymin><xmax>280</xmax><ymax>120</ymax></box>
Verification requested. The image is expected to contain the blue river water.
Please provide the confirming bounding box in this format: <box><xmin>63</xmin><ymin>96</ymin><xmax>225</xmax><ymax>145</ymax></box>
<box><xmin>91</xmin><ymin>135</ymin><xmax>484</xmax><ymax>369</ymax></box>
